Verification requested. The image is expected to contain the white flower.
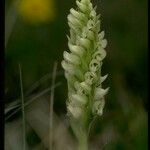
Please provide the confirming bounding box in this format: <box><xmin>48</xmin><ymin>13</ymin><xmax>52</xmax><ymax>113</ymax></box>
<box><xmin>62</xmin><ymin>0</ymin><xmax>109</xmax><ymax>119</ymax></box>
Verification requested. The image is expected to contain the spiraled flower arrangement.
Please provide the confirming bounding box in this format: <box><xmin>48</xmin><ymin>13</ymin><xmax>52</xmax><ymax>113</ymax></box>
<box><xmin>61</xmin><ymin>0</ymin><xmax>109</xmax><ymax>149</ymax></box>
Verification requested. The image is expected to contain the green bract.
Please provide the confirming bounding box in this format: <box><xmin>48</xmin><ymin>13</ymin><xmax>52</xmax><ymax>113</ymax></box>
<box><xmin>61</xmin><ymin>0</ymin><xmax>109</xmax><ymax>148</ymax></box>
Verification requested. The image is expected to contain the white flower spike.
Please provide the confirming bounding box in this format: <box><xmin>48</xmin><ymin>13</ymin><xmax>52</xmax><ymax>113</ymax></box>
<box><xmin>61</xmin><ymin>0</ymin><xmax>109</xmax><ymax>149</ymax></box>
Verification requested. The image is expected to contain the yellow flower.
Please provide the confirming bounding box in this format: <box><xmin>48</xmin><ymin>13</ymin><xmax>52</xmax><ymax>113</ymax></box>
<box><xmin>17</xmin><ymin>0</ymin><xmax>56</xmax><ymax>24</ymax></box>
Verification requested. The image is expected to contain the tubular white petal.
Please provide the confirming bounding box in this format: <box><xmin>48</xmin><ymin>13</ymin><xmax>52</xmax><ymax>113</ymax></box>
<box><xmin>96</xmin><ymin>14</ymin><xmax>101</xmax><ymax>20</ymax></box>
<box><xmin>68</xmin><ymin>22</ymin><xmax>80</xmax><ymax>33</ymax></box>
<box><xmin>75</xmin><ymin>82</ymin><xmax>88</xmax><ymax>95</ymax></box>
<box><xmin>89</xmin><ymin>59</ymin><xmax>100</xmax><ymax>72</ymax></box>
<box><xmin>68</xmin><ymin>42</ymin><xmax>85</xmax><ymax>56</ymax></box>
<box><xmin>99</xmin><ymin>31</ymin><xmax>105</xmax><ymax>39</ymax></box>
<box><xmin>82</xmin><ymin>27</ymin><xmax>95</xmax><ymax>40</ymax></box>
<box><xmin>94</xmin><ymin>6</ymin><xmax>97</xmax><ymax>11</ymax></box>
<box><xmin>100</xmin><ymin>74</ymin><xmax>108</xmax><ymax>83</ymax></box>
<box><xmin>70</xmin><ymin>8</ymin><xmax>80</xmax><ymax>18</ymax></box>
<box><xmin>74</xmin><ymin>81</ymin><xmax>80</xmax><ymax>90</ymax></box>
<box><xmin>92</xmin><ymin>99</ymin><xmax>105</xmax><ymax>116</ymax></box>
<box><xmin>69</xmin><ymin>29</ymin><xmax>76</xmax><ymax>42</ymax></box>
<box><xmin>80</xmin><ymin>81</ymin><xmax>91</xmax><ymax>94</ymax></box>
<box><xmin>79</xmin><ymin>38</ymin><xmax>91</xmax><ymax>49</ymax></box>
<box><xmin>90</xmin><ymin>10</ymin><xmax>96</xmax><ymax>18</ymax></box>
<box><xmin>95</xmin><ymin>20</ymin><xmax>100</xmax><ymax>32</ymax></box>
<box><xmin>84</xmin><ymin>71</ymin><xmax>97</xmax><ymax>84</ymax></box>
<box><xmin>67</xmin><ymin>105</ymin><xmax>82</xmax><ymax>119</ymax></box>
<box><xmin>70</xmin><ymin>8</ymin><xmax>88</xmax><ymax>23</ymax></box>
<box><xmin>87</xmin><ymin>30</ymin><xmax>95</xmax><ymax>40</ymax></box>
<box><xmin>63</xmin><ymin>51</ymin><xmax>80</xmax><ymax>65</ymax></box>
<box><xmin>76</xmin><ymin>1</ymin><xmax>89</xmax><ymax>13</ymax></box>
<box><xmin>87</xmin><ymin>19</ymin><xmax>93</xmax><ymax>29</ymax></box>
<box><xmin>101</xmin><ymin>39</ymin><xmax>107</xmax><ymax>48</ymax></box>
<box><xmin>71</xmin><ymin>94</ymin><xmax>88</xmax><ymax>105</ymax></box>
<box><xmin>94</xmin><ymin>87</ymin><xmax>109</xmax><ymax>100</ymax></box>
<box><xmin>92</xmin><ymin>49</ymin><xmax>106</xmax><ymax>61</ymax></box>
<box><xmin>68</xmin><ymin>14</ymin><xmax>83</xmax><ymax>27</ymax></box>
<box><xmin>65</xmin><ymin>72</ymin><xmax>77</xmax><ymax>84</ymax></box>
<box><xmin>61</xmin><ymin>60</ymin><xmax>75</xmax><ymax>74</ymax></box>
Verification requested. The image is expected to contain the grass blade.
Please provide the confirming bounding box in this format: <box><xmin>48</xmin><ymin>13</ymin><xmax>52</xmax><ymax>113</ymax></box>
<box><xmin>49</xmin><ymin>62</ymin><xmax>57</xmax><ymax>150</ymax></box>
<box><xmin>5</xmin><ymin>82</ymin><xmax>61</xmax><ymax>121</ymax></box>
<box><xmin>19</xmin><ymin>64</ymin><xmax>26</xmax><ymax>150</ymax></box>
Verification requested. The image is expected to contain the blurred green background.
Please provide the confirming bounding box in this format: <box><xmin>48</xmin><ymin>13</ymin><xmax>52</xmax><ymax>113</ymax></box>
<box><xmin>5</xmin><ymin>0</ymin><xmax>148</xmax><ymax>149</ymax></box>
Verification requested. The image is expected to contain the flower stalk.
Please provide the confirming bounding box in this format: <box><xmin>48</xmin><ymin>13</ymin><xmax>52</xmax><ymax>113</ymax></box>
<box><xmin>62</xmin><ymin>0</ymin><xmax>109</xmax><ymax>149</ymax></box>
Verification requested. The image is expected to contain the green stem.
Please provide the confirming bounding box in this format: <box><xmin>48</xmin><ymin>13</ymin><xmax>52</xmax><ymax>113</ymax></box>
<box><xmin>78</xmin><ymin>132</ymin><xmax>88</xmax><ymax>150</ymax></box>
